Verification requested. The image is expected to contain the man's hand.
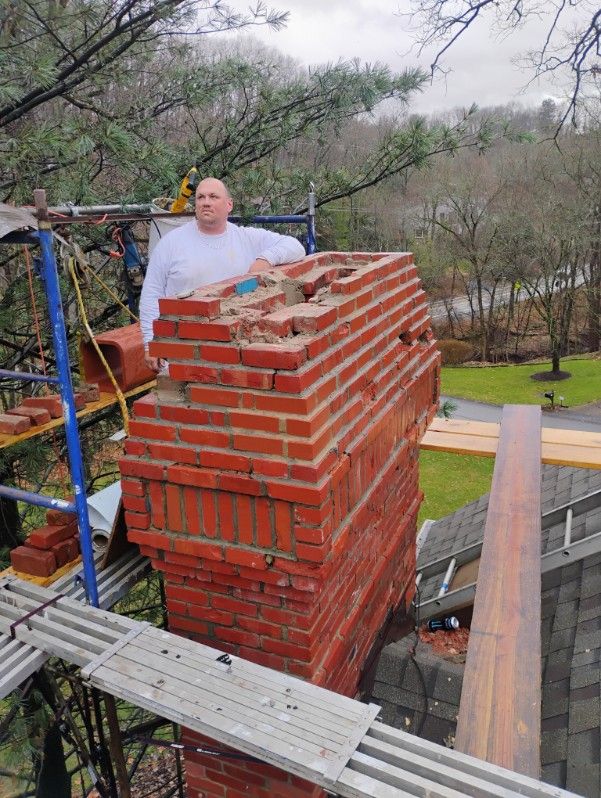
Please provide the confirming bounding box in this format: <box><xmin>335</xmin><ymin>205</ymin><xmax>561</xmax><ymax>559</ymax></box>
<box><xmin>248</xmin><ymin>257</ymin><xmax>272</xmax><ymax>274</ymax></box>
<box><xmin>144</xmin><ymin>354</ymin><xmax>165</xmax><ymax>373</ymax></box>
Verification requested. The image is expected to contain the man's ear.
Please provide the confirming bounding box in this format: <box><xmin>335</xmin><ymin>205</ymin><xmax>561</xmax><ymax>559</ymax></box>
<box><xmin>227</xmin><ymin>197</ymin><xmax>233</xmax><ymax>213</ymax></box>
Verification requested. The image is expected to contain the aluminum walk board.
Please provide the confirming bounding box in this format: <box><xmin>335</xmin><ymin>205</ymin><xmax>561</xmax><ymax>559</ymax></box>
<box><xmin>415</xmin><ymin>486</ymin><xmax>601</xmax><ymax>620</ymax></box>
<box><xmin>0</xmin><ymin>577</ymin><xmax>581</xmax><ymax>798</ymax></box>
<box><xmin>0</xmin><ymin>549</ymin><xmax>150</xmax><ymax>698</ymax></box>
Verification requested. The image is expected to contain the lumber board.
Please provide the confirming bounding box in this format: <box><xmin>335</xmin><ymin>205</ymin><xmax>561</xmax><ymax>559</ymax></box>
<box><xmin>422</xmin><ymin>417</ymin><xmax>601</xmax><ymax>469</ymax></box>
<box><xmin>454</xmin><ymin>405</ymin><xmax>542</xmax><ymax>778</ymax></box>
<box><xmin>0</xmin><ymin>380</ymin><xmax>155</xmax><ymax>450</ymax></box>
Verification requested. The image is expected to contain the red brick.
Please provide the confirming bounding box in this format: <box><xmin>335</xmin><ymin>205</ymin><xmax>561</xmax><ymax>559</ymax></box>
<box><xmin>214</xmin><ymin>626</ymin><xmax>259</xmax><ymax>648</ymax></box>
<box><xmin>233</xmin><ymin>434</ymin><xmax>283</xmax><ymax>456</ymax></box>
<box><xmin>252</xmin><ymin>458</ymin><xmax>288</xmax><ymax>478</ymax></box>
<box><xmin>159</xmin><ymin>296</ymin><xmax>221</xmax><ymax>318</ymax></box>
<box><xmin>265</xmin><ymin>479</ymin><xmax>329</xmax><ymax>506</ymax></box>
<box><xmin>224</xmin><ymin>549</ymin><xmax>268</xmax><ymax>570</ymax></box>
<box><xmin>153</xmin><ymin>319</ymin><xmax>176</xmax><ymax>337</ymax></box>
<box><xmin>147</xmin><ymin>442</ymin><xmax>197</xmax><ymax>465</ymax></box>
<box><xmin>77</xmin><ymin>383</ymin><xmax>101</xmax><ymax>403</ymax></box>
<box><xmin>199</xmin><ymin>450</ymin><xmax>251</xmax><ymax>472</ymax></box>
<box><xmin>218</xmin><ymin>473</ymin><xmax>263</xmax><ymax>497</ymax></box>
<box><xmin>125</xmin><ymin>510</ymin><xmax>151</xmax><ymax>530</ymax></box>
<box><xmin>274</xmin><ymin>502</ymin><xmax>292</xmax><ymax>552</ymax></box>
<box><xmin>179</xmin><ymin>427</ymin><xmax>229</xmax><ymax>448</ymax></box>
<box><xmin>168</xmin><ymin>363</ymin><xmax>219</xmax><ymax>383</ymax></box>
<box><xmin>235</xmin><ymin>495</ymin><xmax>253</xmax><ymax>546</ymax></box>
<box><xmin>148</xmin><ymin>341</ymin><xmax>196</xmax><ymax>360</ymax></box>
<box><xmin>11</xmin><ymin>545</ymin><xmax>57</xmax><ymax>577</ymax></box>
<box><xmin>160</xmin><ymin>405</ymin><xmax>209</xmax><ymax>425</ymax></box>
<box><xmin>22</xmin><ymin>395</ymin><xmax>63</xmax><ymax>418</ymax></box>
<box><xmin>189</xmin><ymin>385</ymin><xmax>242</xmax><ymax>408</ymax></box>
<box><xmin>132</xmin><ymin>393</ymin><xmax>157</xmax><ymax>419</ymax></box>
<box><xmin>229</xmin><ymin>412</ymin><xmax>279</xmax><ymax>433</ymax></box>
<box><xmin>173</xmin><ymin>538</ymin><xmax>223</xmax><ymax>560</ymax></box>
<box><xmin>178</xmin><ymin>320</ymin><xmax>240</xmax><ymax>342</ymax></box>
<box><xmin>220</xmin><ymin>368</ymin><xmax>274</xmax><ymax>390</ymax></box>
<box><xmin>28</xmin><ymin>523</ymin><xmax>76</xmax><ymax>550</ymax></box>
<box><xmin>166</xmin><ymin>464</ymin><xmax>218</xmax><ymax>489</ymax></box>
<box><xmin>241</xmin><ymin>343</ymin><xmax>307</xmax><ymax>370</ymax></box>
<box><xmin>52</xmin><ymin>536</ymin><xmax>79</xmax><ymax>567</ymax></box>
<box><xmin>129</xmin><ymin>420</ymin><xmax>176</xmax><ymax>441</ymax></box>
<box><xmin>199</xmin><ymin>344</ymin><xmax>241</xmax><ymax>364</ymax></box>
<box><xmin>0</xmin><ymin>413</ymin><xmax>30</xmax><ymax>434</ymax></box>
<box><xmin>255</xmin><ymin>497</ymin><xmax>273</xmax><ymax>549</ymax></box>
<box><xmin>274</xmin><ymin>362</ymin><xmax>322</xmax><ymax>393</ymax></box>
<box><xmin>124</xmin><ymin>439</ymin><xmax>145</xmax><ymax>456</ymax></box>
<box><xmin>7</xmin><ymin>406</ymin><xmax>51</xmax><ymax>426</ymax></box>
<box><xmin>45</xmin><ymin>503</ymin><xmax>75</xmax><ymax>525</ymax></box>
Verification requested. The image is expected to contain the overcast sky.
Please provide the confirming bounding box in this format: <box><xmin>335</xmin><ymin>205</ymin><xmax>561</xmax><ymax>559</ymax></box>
<box><xmin>225</xmin><ymin>0</ymin><xmax>574</xmax><ymax>115</ymax></box>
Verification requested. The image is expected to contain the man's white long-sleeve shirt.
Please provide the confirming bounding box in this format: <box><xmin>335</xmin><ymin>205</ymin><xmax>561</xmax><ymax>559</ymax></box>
<box><xmin>139</xmin><ymin>221</ymin><xmax>305</xmax><ymax>345</ymax></box>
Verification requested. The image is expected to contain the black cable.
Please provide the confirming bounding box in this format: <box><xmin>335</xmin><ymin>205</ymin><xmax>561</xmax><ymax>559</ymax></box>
<box><xmin>128</xmin><ymin>735</ymin><xmax>262</xmax><ymax>763</ymax></box>
<box><xmin>408</xmin><ymin>582</ymin><xmax>429</xmax><ymax>737</ymax></box>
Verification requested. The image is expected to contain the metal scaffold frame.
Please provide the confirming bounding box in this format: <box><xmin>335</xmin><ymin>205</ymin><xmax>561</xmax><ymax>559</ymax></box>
<box><xmin>0</xmin><ymin>190</ymin><xmax>99</xmax><ymax>606</ymax></box>
<box><xmin>0</xmin><ymin>185</ymin><xmax>318</xmax><ymax>611</ymax></box>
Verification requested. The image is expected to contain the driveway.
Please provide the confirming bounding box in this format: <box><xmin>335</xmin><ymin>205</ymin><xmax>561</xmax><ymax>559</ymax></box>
<box><xmin>441</xmin><ymin>395</ymin><xmax>601</xmax><ymax>433</ymax></box>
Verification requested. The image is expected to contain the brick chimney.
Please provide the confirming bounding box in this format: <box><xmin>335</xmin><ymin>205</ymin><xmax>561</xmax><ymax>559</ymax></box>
<box><xmin>120</xmin><ymin>252</ymin><xmax>439</xmax><ymax>797</ymax></box>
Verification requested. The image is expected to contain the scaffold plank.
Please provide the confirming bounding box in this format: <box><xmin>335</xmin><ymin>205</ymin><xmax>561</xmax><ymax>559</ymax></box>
<box><xmin>454</xmin><ymin>405</ymin><xmax>542</xmax><ymax>777</ymax></box>
<box><xmin>0</xmin><ymin>549</ymin><xmax>150</xmax><ymax>698</ymax></box>
<box><xmin>0</xmin><ymin>575</ymin><xmax>580</xmax><ymax>798</ymax></box>
<box><xmin>0</xmin><ymin>380</ymin><xmax>155</xmax><ymax>450</ymax></box>
<box><xmin>421</xmin><ymin>417</ymin><xmax>601</xmax><ymax>469</ymax></box>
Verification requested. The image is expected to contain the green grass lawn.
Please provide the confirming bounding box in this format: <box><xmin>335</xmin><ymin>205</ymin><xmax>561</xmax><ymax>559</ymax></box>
<box><xmin>418</xmin><ymin>450</ymin><xmax>495</xmax><ymax>526</ymax></box>
<box><xmin>441</xmin><ymin>356</ymin><xmax>601</xmax><ymax>406</ymax></box>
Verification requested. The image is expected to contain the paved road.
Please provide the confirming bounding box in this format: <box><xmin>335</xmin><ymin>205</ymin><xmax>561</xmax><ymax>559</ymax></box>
<box><xmin>441</xmin><ymin>395</ymin><xmax>601</xmax><ymax>433</ymax></box>
<box><xmin>429</xmin><ymin>273</ymin><xmax>586</xmax><ymax>323</ymax></box>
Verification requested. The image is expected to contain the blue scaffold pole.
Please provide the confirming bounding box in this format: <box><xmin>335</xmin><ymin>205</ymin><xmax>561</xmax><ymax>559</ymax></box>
<box><xmin>33</xmin><ymin>189</ymin><xmax>99</xmax><ymax>607</ymax></box>
<box><xmin>306</xmin><ymin>184</ymin><xmax>317</xmax><ymax>254</ymax></box>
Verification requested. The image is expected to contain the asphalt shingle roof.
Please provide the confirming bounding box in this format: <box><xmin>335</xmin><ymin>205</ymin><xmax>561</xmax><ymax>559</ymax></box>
<box><xmin>371</xmin><ymin>465</ymin><xmax>601</xmax><ymax>797</ymax></box>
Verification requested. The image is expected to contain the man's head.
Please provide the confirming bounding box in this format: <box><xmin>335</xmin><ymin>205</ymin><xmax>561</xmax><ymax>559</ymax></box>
<box><xmin>195</xmin><ymin>178</ymin><xmax>233</xmax><ymax>234</ymax></box>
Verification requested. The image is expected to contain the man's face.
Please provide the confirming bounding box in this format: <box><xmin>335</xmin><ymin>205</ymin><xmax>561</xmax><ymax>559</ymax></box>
<box><xmin>195</xmin><ymin>179</ymin><xmax>233</xmax><ymax>233</ymax></box>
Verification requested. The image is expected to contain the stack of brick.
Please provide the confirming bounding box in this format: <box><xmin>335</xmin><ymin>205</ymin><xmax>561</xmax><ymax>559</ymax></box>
<box><xmin>119</xmin><ymin>251</ymin><xmax>440</xmax><ymax>798</ymax></box>
<box><xmin>10</xmin><ymin>505</ymin><xmax>80</xmax><ymax>578</ymax></box>
<box><xmin>0</xmin><ymin>383</ymin><xmax>100</xmax><ymax>436</ymax></box>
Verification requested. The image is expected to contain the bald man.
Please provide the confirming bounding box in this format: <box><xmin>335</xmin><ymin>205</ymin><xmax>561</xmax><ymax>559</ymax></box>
<box><xmin>140</xmin><ymin>178</ymin><xmax>306</xmax><ymax>372</ymax></box>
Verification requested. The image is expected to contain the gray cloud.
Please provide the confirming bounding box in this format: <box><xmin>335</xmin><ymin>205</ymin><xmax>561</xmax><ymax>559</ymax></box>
<box><xmin>226</xmin><ymin>0</ymin><xmax>578</xmax><ymax>113</ymax></box>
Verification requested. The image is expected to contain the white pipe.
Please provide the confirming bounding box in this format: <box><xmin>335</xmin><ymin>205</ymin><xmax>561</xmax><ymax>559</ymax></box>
<box><xmin>438</xmin><ymin>558</ymin><xmax>456</xmax><ymax>597</ymax></box>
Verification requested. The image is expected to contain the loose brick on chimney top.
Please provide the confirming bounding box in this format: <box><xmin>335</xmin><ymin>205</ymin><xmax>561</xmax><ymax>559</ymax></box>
<box><xmin>120</xmin><ymin>251</ymin><xmax>440</xmax><ymax>798</ymax></box>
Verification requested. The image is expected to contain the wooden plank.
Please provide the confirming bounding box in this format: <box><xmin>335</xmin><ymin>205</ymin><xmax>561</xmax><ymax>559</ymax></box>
<box><xmin>422</xmin><ymin>418</ymin><xmax>601</xmax><ymax>469</ymax></box>
<box><xmin>428</xmin><ymin>416</ymin><xmax>601</xmax><ymax>449</ymax></box>
<box><xmin>0</xmin><ymin>380</ymin><xmax>155</xmax><ymax>450</ymax></box>
<box><xmin>421</xmin><ymin>429</ymin><xmax>498</xmax><ymax>457</ymax></box>
<box><xmin>454</xmin><ymin>405</ymin><xmax>541</xmax><ymax>778</ymax></box>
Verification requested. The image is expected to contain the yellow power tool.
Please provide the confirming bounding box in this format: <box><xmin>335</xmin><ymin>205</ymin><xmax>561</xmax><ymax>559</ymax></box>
<box><xmin>170</xmin><ymin>166</ymin><xmax>199</xmax><ymax>213</ymax></box>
